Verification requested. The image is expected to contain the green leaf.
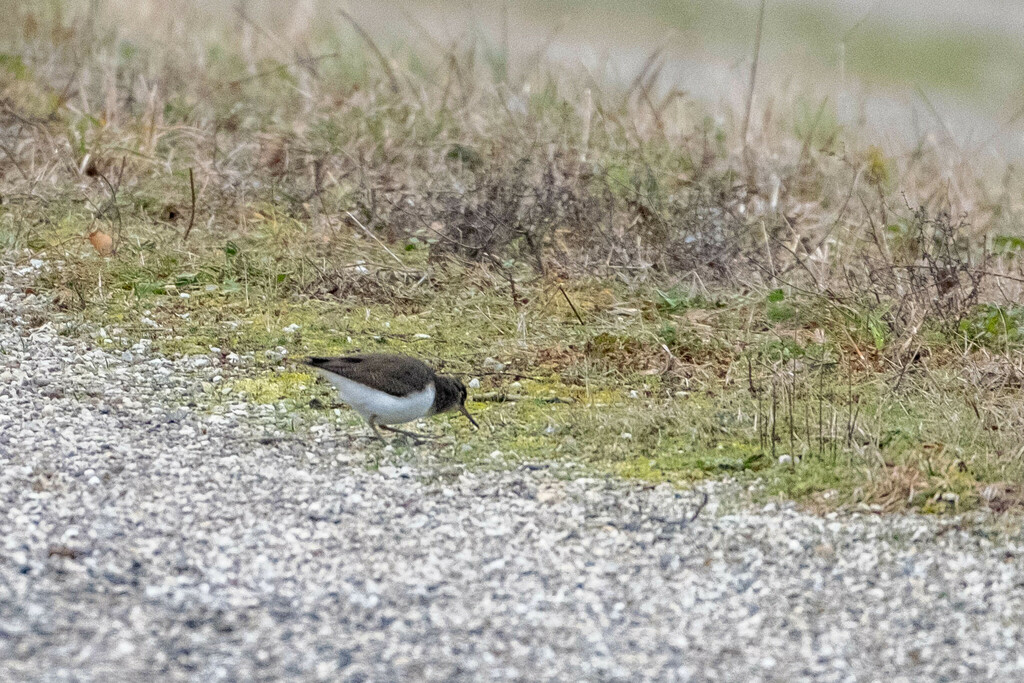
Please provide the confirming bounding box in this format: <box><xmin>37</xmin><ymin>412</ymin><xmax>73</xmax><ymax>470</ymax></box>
<box><xmin>767</xmin><ymin>288</ymin><xmax>785</xmax><ymax>303</ymax></box>
<box><xmin>0</xmin><ymin>54</ymin><xmax>29</xmax><ymax>80</ymax></box>
<box><xmin>743</xmin><ymin>452</ymin><xmax>765</xmax><ymax>469</ymax></box>
<box><xmin>606</xmin><ymin>164</ymin><xmax>632</xmax><ymax>189</ymax></box>
<box><xmin>655</xmin><ymin>289</ymin><xmax>682</xmax><ymax>310</ymax></box>
<box><xmin>993</xmin><ymin>235</ymin><xmax>1024</xmax><ymax>255</ymax></box>
<box><xmin>446</xmin><ymin>144</ymin><xmax>483</xmax><ymax>170</ymax></box>
<box><xmin>867</xmin><ymin>318</ymin><xmax>886</xmax><ymax>350</ymax></box>
<box><xmin>224</xmin><ymin>241</ymin><xmax>239</xmax><ymax>256</ymax></box>
<box><xmin>118</xmin><ymin>41</ymin><xmax>137</xmax><ymax>62</ymax></box>
<box><xmin>984</xmin><ymin>307</ymin><xmax>1009</xmax><ymax>337</ymax></box>
<box><xmin>134</xmin><ymin>282</ymin><xmax>166</xmax><ymax>297</ymax></box>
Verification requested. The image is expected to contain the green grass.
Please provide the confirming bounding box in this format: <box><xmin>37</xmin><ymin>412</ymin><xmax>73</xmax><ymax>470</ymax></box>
<box><xmin>6</xmin><ymin>0</ymin><xmax>1024</xmax><ymax>514</ymax></box>
<box><xmin>15</xmin><ymin>207</ymin><xmax>1024</xmax><ymax>514</ymax></box>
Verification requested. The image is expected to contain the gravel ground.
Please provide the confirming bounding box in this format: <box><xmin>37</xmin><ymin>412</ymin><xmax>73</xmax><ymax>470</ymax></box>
<box><xmin>3</xmin><ymin>257</ymin><xmax>1024</xmax><ymax>682</ymax></box>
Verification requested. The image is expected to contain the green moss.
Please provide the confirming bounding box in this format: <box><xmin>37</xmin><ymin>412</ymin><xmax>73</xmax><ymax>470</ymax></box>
<box><xmin>760</xmin><ymin>457</ymin><xmax>855</xmax><ymax>502</ymax></box>
<box><xmin>615</xmin><ymin>442</ymin><xmax>764</xmax><ymax>482</ymax></box>
<box><xmin>231</xmin><ymin>372</ymin><xmax>317</xmax><ymax>404</ymax></box>
<box><xmin>19</xmin><ymin>207</ymin><xmax>1024</xmax><ymax>515</ymax></box>
<box><xmin>8</xmin><ymin>2</ymin><xmax>1024</xmax><ymax>515</ymax></box>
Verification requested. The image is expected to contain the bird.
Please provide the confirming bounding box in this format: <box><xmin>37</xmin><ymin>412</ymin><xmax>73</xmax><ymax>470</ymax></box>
<box><xmin>304</xmin><ymin>353</ymin><xmax>478</xmax><ymax>441</ymax></box>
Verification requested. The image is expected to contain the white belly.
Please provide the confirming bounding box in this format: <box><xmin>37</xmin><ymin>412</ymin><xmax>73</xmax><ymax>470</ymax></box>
<box><xmin>314</xmin><ymin>370</ymin><xmax>436</xmax><ymax>425</ymax></box>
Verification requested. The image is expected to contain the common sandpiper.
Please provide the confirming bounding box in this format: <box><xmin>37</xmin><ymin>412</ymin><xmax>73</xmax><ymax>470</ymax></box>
<box><xmin>305</xmin><ymin>353</ymin><xmax>478</xmax><ymax>441</ymax></box>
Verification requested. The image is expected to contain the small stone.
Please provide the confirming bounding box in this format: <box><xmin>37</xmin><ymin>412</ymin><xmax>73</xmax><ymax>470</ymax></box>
<box><xmin>1</xmin><ymin>253</ymin><xmax>1022</xmax><ymax>680</ymax></box>
<box><xmin>482</xmin><ymin>357</ymin><xmax>505</xmax><ymax>373</ymax></box>
<box><xmin>264</xmin><ymin>347</ymin><xmax>287</xmax><ymax>362</ymax></box>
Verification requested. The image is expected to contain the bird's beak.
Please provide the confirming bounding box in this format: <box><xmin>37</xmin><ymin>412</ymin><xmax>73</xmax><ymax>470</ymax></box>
<box><xmin>460</xmin><ymin>404</ymin><xmax>479</xmax><ymax>429</ymax></box>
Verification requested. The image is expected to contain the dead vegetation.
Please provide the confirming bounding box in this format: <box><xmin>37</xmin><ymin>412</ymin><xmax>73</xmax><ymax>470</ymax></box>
<box><xmin>6</xmin><ymin>1</ymin><xmax>1024</xmax><ymax>512</ymax></box>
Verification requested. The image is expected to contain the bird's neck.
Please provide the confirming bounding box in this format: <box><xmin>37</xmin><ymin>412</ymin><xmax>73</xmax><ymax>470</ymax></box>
<box><xmin>432</xmin><ymin>376</ymin><xmax>458</xmax><ymax>413</ymax></box>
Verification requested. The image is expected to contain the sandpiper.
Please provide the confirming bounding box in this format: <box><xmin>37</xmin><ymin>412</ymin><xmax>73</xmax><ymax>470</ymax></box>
<box><xmin>304</xmin><ymin>353</ymin><xmax>478</xmax><ymax>441</ymax></box>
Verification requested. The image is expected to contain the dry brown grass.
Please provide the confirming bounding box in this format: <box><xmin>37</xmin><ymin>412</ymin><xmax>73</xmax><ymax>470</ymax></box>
<box><xmin>7</xmin><ymin>1</ymin><xmax>1024</xmax><ymax>512</ymax></box>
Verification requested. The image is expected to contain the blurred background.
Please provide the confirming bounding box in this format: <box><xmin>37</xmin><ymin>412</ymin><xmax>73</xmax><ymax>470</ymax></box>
<box><xmin>17</xmin><ymin>0</ymin><xmax>1021</xmax><ymax>160</ymax></box>
<box><xmin>365</xmin><ymin>0</ymin><xmax>1024</xmax><ymax>157</ymax></box>
<box><xmin>6</xmin><ymin>0</ymin><xmax>1024</xmax><ymax>514</ymax></box>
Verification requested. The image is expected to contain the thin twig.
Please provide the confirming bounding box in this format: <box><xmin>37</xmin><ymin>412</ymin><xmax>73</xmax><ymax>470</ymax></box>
<box><xmin>746</xmin><ymin>355</ymin><xmax>758</xmax><ymax>396</ymax></box>
<box><xmin>183</xmin><ymin>168</ymin><xmax>197</xmax><ymax>241</ymax></box>
<box><xmin>771</xmin><ymin>371</ymin><xmax>778</xmax><ymax>460</ymax></box>
<box><xmin>741</xmin><ymin>0</ymin><xmax>768</xmax><ymax>165</ymax></box>
<box><xmin>558</xmin><ymin>285</ymin><xmax>585</xmax><ymax>325</ymax></box>
<box><xmin>897</xmin><ymin>265</ymin><xmax>1024</xmax><ymax>286</ymax></box>
<box><xmin>339</xmin><ymin>8</ymin><xmax>401</xmax><ymax>94</ymax></box>
<box><xmin>500</xmin><ymin>0</ymin><xmax>509</xmax><ymax>82</ymax></box>
<box><xmin>687</xmin><ymin>491</ymin><xmax>710</xmax><ymax>524</ymax></box>
<box><xmin>94</xmin><ymin>165</ymin><xmax>124</xmax><ymax>253</ymax></box>
<box><xmin>650</xmin><ymin>491</ymin><xmax>711</xmax><ymax>534</ymax></box>
<box><xmin>222</xmin><ymin>52</ymin><xmax>341</xmax><ymax>88</ymax></box>
<box><xmin>474</xmin><ymin>370</ymin><xmax>546</xmax><ymax>381</ymax></box>
<box><xmin>625</xmin><ymin>49</ymin><xmax>664</xmax><ymax>103</ymax></box>
<box><xmin>914</xmin><ymin>85</ymin><xmax>958</xmax><ymax>150</ymax></box>
<box><xmin>798</xmin><ymin>95</ymin><xmax>829</xmax><ymax>165</ymax></box>
<box><xmin>345</xmin><ymin>211</ymin><xmax>403</xmax><ymax>264</ymax></box>
<box><xmin>0</xmin><ymin>139</ymin><xmax>30</xmax><ymax>182</ymax></box>
<box><xmin>472</xmin><ymin>392</ymin><xmax>575</xmax><ymax>404</ymax></box>
<box><xmin>760</xmin><ymin>219</ymin><xmax>776</xmax><ymax>283</ymax></box>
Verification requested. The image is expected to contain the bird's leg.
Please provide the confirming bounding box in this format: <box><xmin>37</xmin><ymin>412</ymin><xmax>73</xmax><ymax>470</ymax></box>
<box><xmin>367</xmin><ymin>416</ymin><xmax>387</xmax><ymax>442</ymax></box>
<box><xmin>380</xmin><ymin>424</ymin><xmax>438</xmax><ymax>443</ymax></box>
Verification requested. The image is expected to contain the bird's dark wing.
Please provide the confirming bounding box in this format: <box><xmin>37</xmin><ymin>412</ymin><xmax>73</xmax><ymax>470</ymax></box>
<box><xmin>305</xmin><ymin>354</ymin><xmax>434</xmax><ymax>398</ymax></box>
